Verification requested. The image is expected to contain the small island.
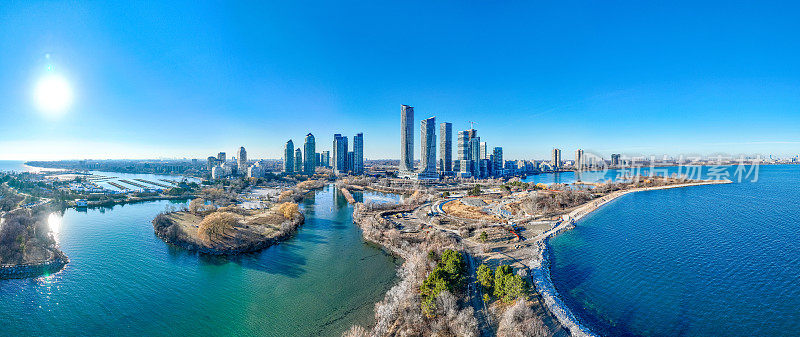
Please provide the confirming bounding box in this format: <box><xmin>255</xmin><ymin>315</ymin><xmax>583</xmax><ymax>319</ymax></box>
<box><xmin>153</xmin><ymin>200</ymin><xmax>304</xmax><ymax>255</ymax></box>
<box><xmin>150</xmin><ymin>179</ymin><xmax>329</xmax><ymax>255</ymax></box>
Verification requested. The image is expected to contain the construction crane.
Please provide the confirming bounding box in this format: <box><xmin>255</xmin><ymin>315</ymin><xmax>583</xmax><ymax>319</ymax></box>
<box><xmin>468</xmin><ymin>121</ymin><xmax>478</xmax><ymax>129</ymax></box>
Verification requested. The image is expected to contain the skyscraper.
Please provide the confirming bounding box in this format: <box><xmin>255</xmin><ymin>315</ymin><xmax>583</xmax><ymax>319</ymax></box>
<box><xmin>439</xmin><ymin>122</ymin><xmax>452</xmax><ymax>172</ymax></box>
<box><xmin>353</xmin><ymin>132</ymin><xmax>364</xmax><ymax>175</ymax></box>
<box><xmin>611</xmin><ymin>153</ymin><xmax>621</xmax><ymax>167</ymax></box>
<box><xmin>237</xmin><ymin>146</ymin><xmax>248</xmax><ymax>173</ymax></box>
<box><xmin>575</xmin><ymin>149</ymin><xmax>584</xmax><ymax>170</ymax></box>
<box><xmin>284</xmin><ymin>140</ymin><xmax>294</xmax><ymax>173</ymax></box>
<box><xmin>322</xmin><ymin>150</ymin><xmax>331</xmax><ymax>167</ymax></box>
<box><xmin>458</xmin><ymin>129</ymin><xmax>477</xmax><ymax>161</ymax></box>
<box><xmin>399</xmin><ymin>105</ymin><xmax>414</xmax><ymax>173</ymax></box>
<box><xmin>480</xmin><ymin>142</ymin><xmax>488</xmax><ymax>160</ymax></box>
<box><xmin>304</xmin><ymin>133</ymin><xmax>316</xmax><ymax>175</ymax></box>
<box><xmin>217</xmin><ymin>152</ymin><xmax>226</xmax><ymax>162</ymax></box>
<box><xmin>552</xmin><ymin>148</ymin><xmax>562</xmax><ymax>170</ymax></box>
<box><xmin>493</xmin><ymin>147</ymin><xmax>503</xmax><ymax>175</ymax></box>
<box><xmin>294</xmin><ymin>148</ymin><xmax>303</xmax><ymax>173</ymax></box>
<box><xmin>333</xmin><ymin>134</ymin><xmax>348</xmax><ymax>175</ymax></box>
<box><xmin>469</xmin><ymin>137</ymin><xmax>481</xmax><ymax>177</ymax></box>
<box><xmin>419</xmin><ymin>117</ymin><xmax>437</xmax><ymax>179</ymax></box>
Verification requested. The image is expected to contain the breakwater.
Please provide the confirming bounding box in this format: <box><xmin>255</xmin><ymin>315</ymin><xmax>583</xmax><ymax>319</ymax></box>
<box><xmin>0</xmin><ymin>257</ymin><xmax>68</xmax><ymax>279</ymax></box>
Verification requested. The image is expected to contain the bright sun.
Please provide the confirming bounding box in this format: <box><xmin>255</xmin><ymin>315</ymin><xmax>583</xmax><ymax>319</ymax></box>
<box><xmin>34</xmin><ymin>74</ymin><xmax>73</xmax><ymax>114</ymax></box>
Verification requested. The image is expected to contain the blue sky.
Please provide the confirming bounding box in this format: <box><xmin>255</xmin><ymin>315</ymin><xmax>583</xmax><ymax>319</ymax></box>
<box><xmin>1</xmin><ymin>1</ymin><xmax>798</xmax><ymax>161</ymax></box>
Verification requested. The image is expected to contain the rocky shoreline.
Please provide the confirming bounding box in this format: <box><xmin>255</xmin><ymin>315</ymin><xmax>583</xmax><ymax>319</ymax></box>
<box><xmin>0</xmin><ymin>256</ymin><xmax>69</xmax><ymax>279</ymax></box>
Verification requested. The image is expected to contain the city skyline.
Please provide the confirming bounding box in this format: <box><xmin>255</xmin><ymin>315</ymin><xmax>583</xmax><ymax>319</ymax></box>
<box><xmin>3</xmin><ymin>1</ymin><xmax>800</xmax><ymax>161</ymax></box>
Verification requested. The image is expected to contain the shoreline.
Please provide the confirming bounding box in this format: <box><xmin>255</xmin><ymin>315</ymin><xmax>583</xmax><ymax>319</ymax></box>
<box><xmin>0</xmin><ymin>256</ymin><xmax>69</xmax><ymax>280</ymax></box>
<box><xmin>526</xmin><ymin>179</ymin><xmax>731</xmax><ymax>337</ymax></box>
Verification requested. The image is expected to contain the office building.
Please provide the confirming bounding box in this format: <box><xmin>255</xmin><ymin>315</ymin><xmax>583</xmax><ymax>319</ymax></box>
<box><xmin>304</xmin><ymin>133</ymin><xmax>316</xmax><ymax>175</ymax></box>
<box><xmin>552</xmin><ymin>148</ymin><xmax>562</xmax><ymax>170</ymax></box>
<box><xmin>283</xmin><ymin>140</ymin><xmax>294</xmax><ymax>173</ymax></box>
<box><xmin>439</xmin><ymin>122</ymin><xmax>452</xmax><ymax>172</ymax></box>
<box><xmin>353</xmin><ymin>132</ymin><xmax>364</xmax><ymax>175</ymax></box>
<box><xmin>418</xmin><ymin>117</ymin><xmax>438</xmax><ymax>179</ymax></box>
<box><xmin>399</xmin><ymin>105</ymin><xmax>414</xmax><ymax>173</ymax></box>
<box><xmin>294</xmin><ymin>148</ymin><xmax>303</xmax><ymax>173</ymax></box>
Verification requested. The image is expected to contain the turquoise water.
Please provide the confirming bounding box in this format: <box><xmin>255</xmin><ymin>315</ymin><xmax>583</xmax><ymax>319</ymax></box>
<box><xmin>548</xmin><ymin>164</ymin><xmax>800</xmax><ymax>336</ymax></box>
<box><xmin>0</xmin><ymin>185</ymin><xmax>399</xmax><ymax>336</ymax></box>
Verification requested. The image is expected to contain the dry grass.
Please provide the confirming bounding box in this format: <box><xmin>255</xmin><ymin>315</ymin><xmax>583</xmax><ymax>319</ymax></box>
<box><xmin>442</xmin><ymin>200</ymin><xmax>501</xmax><ymax>221</ymax></box>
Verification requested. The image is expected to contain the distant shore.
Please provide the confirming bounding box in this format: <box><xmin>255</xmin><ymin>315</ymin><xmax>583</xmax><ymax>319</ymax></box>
<box><xmin>526</xmin><ymin>179</ymin><xmax>732</xmax><ymax>337</ymax></box>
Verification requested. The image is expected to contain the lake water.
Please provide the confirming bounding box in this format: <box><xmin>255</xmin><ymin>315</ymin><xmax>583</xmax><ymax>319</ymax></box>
<box><xmin>548</xmin><ymin>164</ymin><xmax>800</xmax><ymax>336</ymax></box>
<box><xmin>0</xmin><ymin>185</ymin><xmax>399</xmax><ymax>336</ymax></box>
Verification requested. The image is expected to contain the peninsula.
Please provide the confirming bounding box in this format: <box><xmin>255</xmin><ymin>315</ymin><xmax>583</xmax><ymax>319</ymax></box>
<box><xmin>0</xmin><ymin>185</ymin><xmax>68</xmax><ymax>279</ymax></box>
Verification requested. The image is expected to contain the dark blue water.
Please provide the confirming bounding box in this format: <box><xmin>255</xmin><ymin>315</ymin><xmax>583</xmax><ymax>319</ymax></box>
<box><xmin>548</xmin><ymin>164</ymin><xmax>800</xmax><ymax>336</ymax></box>
<box><xmin>0</xmin><ymin>185</ymin><xmax>399</xmax><ymax>336</ymax></box>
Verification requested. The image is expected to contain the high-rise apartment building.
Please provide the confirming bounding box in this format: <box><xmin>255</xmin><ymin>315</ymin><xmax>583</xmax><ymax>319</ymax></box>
<box><xmin>419</xmin><ymin>117</ymin><xmax>437</xmax><ymax>179</ymax></box>
<box><xmin>237</xmin><ymin>147</ymin><xmax>248</xmax><ymax>173</ymax></box>
<box><xmin>469</xmin><ymin>137</ymin><xmax>481</xmax><ymax>177</ymax></box>
<box><xmin>353</xmin><ymin>132</ymin><xmax>364</xmax><ymax>175</ymax></box>
<box><xmin>283</xmin><ymin>140</ymin><xmax>294</xmax><ymax>173</ymax></box>
<box><xmin>480</xmin><ymin>142</ymin><xmax>488</xmax><ymax>160</ymax></box>
<box><xmin>552</xmin><ymin>148</ymin><xmax>562</xmax><ymax>169</ymax></box>
<box><xmin>333</xmin><ymin>134</ymin><xmax>348</xmax><ymax>175</ymax></box>
<box><xmin>217</xmin><ymin>152</ymin><xmax>226</xmax><ymax>162</ymax></box>
<box><xmin>611</xmin><ymin>153</ymin><xmax>621</xmax><ymax>167</ymax></box>
<box><xmin>322</xmin><ymin>151</ymin><xmax>331</xmax><ymax>168</ymax></box>
<box><xmin>493</xmin><ymin>147</ymin><xmax>503</xmax><ymax>174</ymax></box>
<box><xmin>304</xmin><ymin>133</ymin><xmax>316</xmax><ymax>175</ymax></box>
<box><xmin>575</xmin><ymin>149</ymin><xmax>584</xmax><ymax>170</ymax></box>
<box><xmin>439</xmin><ymin>122</ymin><xmax>452</xmax><ymax>172</ymax></box>
<box><xmin>294</xmin><ymin>148</ymin><xmax>303</xmax><ymax>173</ymax></box>
<box><xmin>399</xmin><ymin>105</ymin><xmax>414</xmax><ymax>173</ymax></box>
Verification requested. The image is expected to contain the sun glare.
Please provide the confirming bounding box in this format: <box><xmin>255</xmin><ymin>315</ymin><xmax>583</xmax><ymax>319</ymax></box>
<box><xmin>34</xmin><ymin>74</ymin><xmax>73</xmax><ymax>114</ymax></box>
<box><xmin>48</xmin><ymin>212</ymin><xmax>62</xmax><ymax>236</ymax></box>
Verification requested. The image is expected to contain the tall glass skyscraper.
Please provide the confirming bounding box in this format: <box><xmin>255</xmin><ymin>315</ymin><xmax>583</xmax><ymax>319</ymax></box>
<box><xmin>399</xmin><ymin>105</ymin><xmax>414</xmax><ymax>173</ymax></box>
<box><xmin>353</xmin><ymin>132</ymin><xmax>364</xmax><ymax>175</ymax></box>
<box><xmin>237</xmin><ymin>146</ymin><xmax>247</xmax><ymax>173</ymax></box>
<box><xmin>439</xmin><ymin>122</ymin><xmax>452</xmax><ymax>172</ymax></box>
<box><xmin>283</xmin><ymin>140</ymin><xmax>294</xmax><ymax>173</ymax></box>
<box><xmin>303</xmin><ymin>133</ymin><xmax>316</xmax><ymax>175</ymax></box>
<box><xmin>294</xmin><ymin>148</ymin><xmax>303</xmax><ymax>173</ymax></box>
<box><xmin>333</xmin><ymin>134</ymin><xmax>348</xmax><ymax>175</ymax></box>
<box><xmin>419</xmin><ymin>117</ymin><xmax>437</xmax><ymax>179</ymax></box>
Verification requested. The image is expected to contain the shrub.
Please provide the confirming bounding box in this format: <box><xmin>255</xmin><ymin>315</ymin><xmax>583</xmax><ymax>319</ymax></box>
<box><xmin>468</xmin><ymin>184</ymin><xmax>481</xmax><ymax>196</ymax></box>
<box><xmin>479</xmin><ymin>231</ymin><xmax>488</xmax><ymax>242</ymax></box>
<box><xmin>477</xmin><ymin>264</ymin><xmax>493</xmax><ymax>290</ymax></box>
<box><xmin>497</xmin><ymin>300</ymin><xmax>549</xmax><ymax>337</ymax></box>
<box><xmin>197</xmin><ymin>211</ymin><xmax>239</xmax><ymax>242</ymax></box>
<box><xmin>277</xmin><ymin>202</ymin><xmax>299</xmax><ymax>219</ymax></box>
